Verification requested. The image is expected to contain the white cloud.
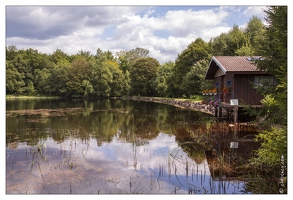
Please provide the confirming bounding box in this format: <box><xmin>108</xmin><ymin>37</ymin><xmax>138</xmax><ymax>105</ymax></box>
<box><xmin>243</xmin><ymin>6</ymin><xmax>267</xmax><ymax>17</ymax></box>
<box><xmin>5</xmin><ymin>6</ymin><xmax>269</xmax><ymax>63</ymax></box>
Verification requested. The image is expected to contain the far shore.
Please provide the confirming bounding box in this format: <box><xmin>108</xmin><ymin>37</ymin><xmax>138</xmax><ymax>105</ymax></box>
<box><xmin>6</xmin><ymin>95</ymin><xmax>60</xmax><ymax>99</ymax></box>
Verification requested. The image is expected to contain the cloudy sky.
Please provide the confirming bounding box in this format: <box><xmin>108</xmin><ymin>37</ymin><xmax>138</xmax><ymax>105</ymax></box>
<box><xmin>5</xmin><ymin>3</ymin><xmax>270</xmax><ymax>63</ymax></box>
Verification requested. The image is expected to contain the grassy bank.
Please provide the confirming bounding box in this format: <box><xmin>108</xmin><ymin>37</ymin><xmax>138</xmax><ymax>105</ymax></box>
<box><xmin>6</xmin><ymin>95</ymin><xmax>60</xmax><ymax>100</ymax></box>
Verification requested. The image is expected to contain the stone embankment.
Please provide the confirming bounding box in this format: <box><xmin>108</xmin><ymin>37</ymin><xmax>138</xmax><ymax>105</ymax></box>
<box><xmin>126</xmin><ymin>96</ymin><xmax>216</xmax><ymax>116</ymax></box>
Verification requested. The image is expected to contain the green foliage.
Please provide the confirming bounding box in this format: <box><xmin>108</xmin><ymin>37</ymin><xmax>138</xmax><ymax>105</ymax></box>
<box><xmin>256</xmin><ymin>7</ymin><xmax>287</xmax><ymax>75</ymax></box>
<box><xmin>235</xmin><ymin>45</ymin><xmax>254</xmax><ymax>56</ymax></box>
<box><xmin>180</xmin><ymin>66</ymin><xmax>202</xmax><ymax>98</ymax></box>
<box><xmin>155</xmin><ymin>61</ymin><xmax>175</xmax><ymax>97</ymax></box>
<box><xmin>6</xmin><ymin>61</ymin><xmax>25</xmax><ymax>94</ymax></box>
<box><xmin>116</xmin><ymin>47</ymin><xmax>150</xmax><ymax>71</ymax></box>
<box><xmin>107</xmin><ymin>60</ymin><xmax>128</xmax><ymax>97</ymax></box>
<box><xmin>92</xmin><ymin>62</ymin><xmax>113</xmax><ymax>97</ymax></box>
<box><xmin>26</xmin><ymin>80</ymin><xmax>36</xmax><ymax>95</ymax></box>
<box><xmin>48</xmin><ymin>64</ymin><xmax>68</xmax><ymax>96</ymax></box>
<box><xmin>130</xmin><ymin>57</ymin><xmax>160</xmax><ymax>96</ymax></box>
<box><xmin>65</xmin><ymin>57</ymin><xmax>93</xmax><ymax>96</ymax></box>
<box><xmin>6</xmin><ymin>45</ymin><xmax>18</xmax><ymax>61</ymax></box>
<box><xmin>259</xmin><ymin>94</ymin><xmax>286</xmax><ymax>127</ymax></box>
<box><xmin>50</xmin><ymin>49</ymin><xmax>71</xmax><ymax>65</ymax></box>
<box><xmin>82</xmin><ymin>80</ymin><xmax>94</xmax><ymax>97</ymax></box>
<box><xmin>171</xmin><ymin>38</ymin><xmax>211</xmax><ymax>97</ymax></box>
<box><xmin>243</xmin><ymin>7</ymin><xmax>287</xmax><ymax>193</ymax></box>
<box><xmin>253</xmin><ymin>6</ymin><xmax>287</xmax><ymax>128</ymax></box>
<box><xmin>245</xmin><ymin>16</ymin><xmax>266</xmax><ymax>54</ymax></box>
<box><xmin>34</xmin><ymin>68</ymin><xmax>51</xmax><ymax>94</ymax></box>
<box><xmin>211</xmin><ymin>25</ymin><xmax>246</xmax><ymax>56</ymax></box>
<box><xmin>252</xmin><ymin>126</ymin><xmax>287</xmax><ymax>166</ymax></box>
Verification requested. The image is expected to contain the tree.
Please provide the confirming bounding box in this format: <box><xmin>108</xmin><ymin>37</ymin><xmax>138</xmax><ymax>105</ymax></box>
<box><xmin>124</xmin><ymin>47</ymin><xmax>149</xmax><ymax>65</ymax></box>
<box><xmin>235</xmin><ymin>45</ymin><xmax>254</xmax><ymax>56</ymax></box>
<box><xmin>26</xmin><ymin>80</ymin><xmax>36</xmax><ymax>95</ymax></box>
<box><xmin>50</xmin><ymin>49</ymin><xmax>71</xmax><ymax>65</ymax></box>
<box><xmin>254</xmin><ymin>6</ymin><xmax>287</xmax><ymax>125</ymax></box>
<box><xmin>180</xmin><ymin>59</ymin><xmax>212</xmax><ymax>97</ymax></box>
<box><xmin>180</xmin><ymin>67</ymin><xmax>201</xmax><ymax>98</ymax></box>
<box><xmin>130</xmin><ymin>57</ymin><xmax>160</xmax><ymax>96</ymax></box>
<box><xmin>65</xmin><ymin>57</ymin><xmax>93</xmax><ymax>97</ymax></box>
<box><xmin>211</xmin><ymin>25</ymin><xmax>246</xmax><ymax>56</ymax></box>
<box><xmin>171</xmin><ymin>38</ymin><xmax>211</xmax><ymax>97</ymax></box>
<box><xmin>116</xmin><ymin>47</ymin><xmax>150</xmax><ymax>71</ymax></box>
<box><xmin>235</xmin><ymin>16</ymin><xmax>266</xmax><ymax>56</ymax></box>
<box><xmin>245</xmin><ymin>16</ymin><xmax>266</xmax><ymax>54</ymax></box>
<box><xmin>248</xmin><ymin>6</ymin><xmax>287</xmax><ymax>194</ymax></box>
<box><xmin>48</xmin><ymin>63</ymin><xmax>68</xmax><ymax>96</ymax></box>
<box><xmin>77</xmin><ymin>49</ymin><xmax>92</xmax><ymax>58</ymax></box>
<box><xmin>6</xmin><ymin>61</ymin><xmax>25</xmax><ymax>94</ymax></box>
<box><xmin>10</xmin><ymin>52</ymin><xmax>34</xmax><ymax>95</ymax></box>
<box><xmin>6</xmin><ymin>45</ymin><xmax>18</xmax><ymax>61</ymax></box>
<box><xmin>81</xmin><ymin>80</ymin><xmax>94</xmax><ymax>97</ymax></box>
<box><xmin>155</xmin><ymin>61</ymin><xmax>175</xmax><ymax>97</ymax></box>
<box><xmin>92</xmin><ymin>62</ymin><xmax>113</xmax><ymax>97</ymax></box>
<box><xmin>34</xmin><ymin>68</ymin><xmax>51</xmax><ymax>94</ymax></box>
<box><xmin>106</xmin><ymin>60</ymin><xmax>128</xmax><ymax>97</ymax></box>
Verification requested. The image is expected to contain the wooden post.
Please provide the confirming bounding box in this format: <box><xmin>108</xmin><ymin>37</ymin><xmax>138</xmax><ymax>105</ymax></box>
<box><xmin>226</xmin><ymin>108</ymin><xmax>229</xmax><ymax>121</ymax></box>
<box><xmin>233</xmin><ymin>106</ymin><xmax>238</xmax><ymax>124</ymax></box>
<box><xmin>215</xmin><ymin>106</ymin><xmax>218</xmax><ymax>117</ymax></box>
<box><xmin>219</xmin><ymin>107</ymin><xmax>222</xmax><ymax>117</ymax></box>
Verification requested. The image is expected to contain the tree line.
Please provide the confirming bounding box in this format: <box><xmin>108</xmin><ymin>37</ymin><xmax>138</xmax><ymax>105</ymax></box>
<box><xmin>7</xmin><ymin>16</ymin><xmax>266</xmax><ymax>98</ymax></box>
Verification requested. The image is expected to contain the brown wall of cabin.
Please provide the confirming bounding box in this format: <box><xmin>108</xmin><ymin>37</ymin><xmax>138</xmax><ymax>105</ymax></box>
<box><xmin>234</xmin><ymin>74</ymin><xmax>263</xmax><ymax>105</ymax></box>
<box><xmin>214</xmin><ymin>73</ymin><xmax>264</xmax><ymax>105</ymax></box>
<box><xmin>214</xmin><ymin>76</ymin><xmax>222</xmax><ymax>101</ymax></box>
<box><xmin>214</xmin><ymin>74</ymin><xmax>235</xmax><ymax>103</ymax></box>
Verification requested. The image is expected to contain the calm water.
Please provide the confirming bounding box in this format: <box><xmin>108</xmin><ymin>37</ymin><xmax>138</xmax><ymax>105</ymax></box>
<box><xmin>6</xmin><ymin>99</ymin><xmax>251</xmax><ymax>194</ymax></box>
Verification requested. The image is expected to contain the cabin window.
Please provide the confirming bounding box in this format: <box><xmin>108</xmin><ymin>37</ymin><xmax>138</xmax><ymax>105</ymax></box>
<box><xmin>227</xmin><ymin>80</ymin><xmax>231</xmax><ymax>87</ymax></box>
<box><xmin>246</xmin><ymin>57</ymin><xmax>263</xmax><ymax>61</ymax></box>
<box><xmin>216</xmin><ymin>82</ymin><xmax>219</xmax><ymax>89</ymax></box>
<box><xmin>254</xmin><ymin>76</ymin><xmax>275</xmax><ymax>88</ymax></box>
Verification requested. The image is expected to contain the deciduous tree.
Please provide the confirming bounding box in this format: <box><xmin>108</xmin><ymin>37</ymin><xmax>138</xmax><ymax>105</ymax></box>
<box><xmin>171</xmin><ymin>38</ymin><xmax>211</xmax><ymax>97</ymax></box>
<box><xmin>130</xmin><ymin>57</ymin><xmax>159</xmax><ymax>96</ymax></box>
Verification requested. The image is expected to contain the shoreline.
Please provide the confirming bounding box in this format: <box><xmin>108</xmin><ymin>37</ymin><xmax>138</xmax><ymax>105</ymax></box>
<box><xmin>6</xmin><ymin>95</ymin><xmax>60</xmax><ymax>99</ymax></box>
<box><xmin>123</xmin><ymin>96</ymin><xmax>215</xmax><ymax>116</ymax></box>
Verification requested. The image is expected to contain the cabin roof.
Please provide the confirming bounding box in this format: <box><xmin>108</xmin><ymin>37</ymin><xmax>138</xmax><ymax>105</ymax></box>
<box><xmin>205</xmin><ymin>56</ymin><xmax>264</xmax><ymax>79</ymax></box>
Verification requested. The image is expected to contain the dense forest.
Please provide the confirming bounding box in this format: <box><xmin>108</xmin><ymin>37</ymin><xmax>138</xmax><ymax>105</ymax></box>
<box><xmin>6</xmin><ymin>15</ymin><xmax>266</xmax><ymax>98</ymax></box>
<box><xmin>6</xmin><ymin>6</ymin><xmax>287</xmax><ymax>193</ymax></box>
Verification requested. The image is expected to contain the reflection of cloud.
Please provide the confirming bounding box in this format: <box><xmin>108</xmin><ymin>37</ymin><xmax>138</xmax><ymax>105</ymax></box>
<box><xmin>6</xmin><ymin>132</ymin><xmax>247</xmax><ymax>194</ymax></box>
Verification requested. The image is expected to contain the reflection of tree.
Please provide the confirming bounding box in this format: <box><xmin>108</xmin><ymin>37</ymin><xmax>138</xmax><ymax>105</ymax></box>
<box><xmin>170</xmin><ymin>111</ymin><xmax>217</xmax><ymax>164</ymax></box>
<box><xmin>180</xmin><ymin>143</ymin><xmax>206</xmax><ymax>164</ymax></box>
<box><xmin>6</xmin><ymin>99</ymin><xmax>215</xmax><ymax>154</ymax></box>
<box><xmin>174</xmin><ymin>126</ymin><xmax>211</xmax><ymax>164</ymax></box>
<box><xmin>119</xmin><ymin>101</ymin><xmax>160</xmax><ymax>142</ymax></box>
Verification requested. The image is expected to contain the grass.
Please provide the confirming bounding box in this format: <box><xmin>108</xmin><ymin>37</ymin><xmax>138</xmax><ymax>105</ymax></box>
<box><xmin>6</xmin><ymin>95</ymin><xmax>60</xmax><ymax>99</ymax></box>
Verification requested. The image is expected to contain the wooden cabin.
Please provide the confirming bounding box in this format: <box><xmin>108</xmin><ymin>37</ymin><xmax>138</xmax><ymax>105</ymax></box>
<box><xmin>205</xmin><ymin>56</ymin><xmax>272</xmax><ymax>105</ymax></box>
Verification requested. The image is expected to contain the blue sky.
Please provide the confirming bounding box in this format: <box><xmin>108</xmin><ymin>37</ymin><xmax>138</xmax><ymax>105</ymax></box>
<box><xmin>4</xmin><ymin>2</ymin><xmax>272</xmax><ymax>63</ymax></box>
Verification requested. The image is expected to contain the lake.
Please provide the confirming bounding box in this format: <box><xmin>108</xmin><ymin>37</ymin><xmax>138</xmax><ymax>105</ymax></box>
<box><xmin>6</xmin><ymin>98</ymin><xmax>257</xmax><ymax>194</ymax></box>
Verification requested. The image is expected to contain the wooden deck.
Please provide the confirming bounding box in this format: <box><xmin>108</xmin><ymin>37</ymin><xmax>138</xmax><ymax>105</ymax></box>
<box><xmin>215</xmin><ymin>102</ymin><xmax>263</xmax><ymax>124</ymax></box>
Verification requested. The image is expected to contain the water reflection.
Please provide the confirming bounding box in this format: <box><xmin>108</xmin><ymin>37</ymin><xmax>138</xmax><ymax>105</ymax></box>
<box><xmin>6</xmin><ymin>99</ymin><xmax>250</xmax><ymax>194</ymax></box>
<box><xmin>7</xmin><ymin>132</ymin><xmax>247</xmax><ymax>194</ymax></box>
